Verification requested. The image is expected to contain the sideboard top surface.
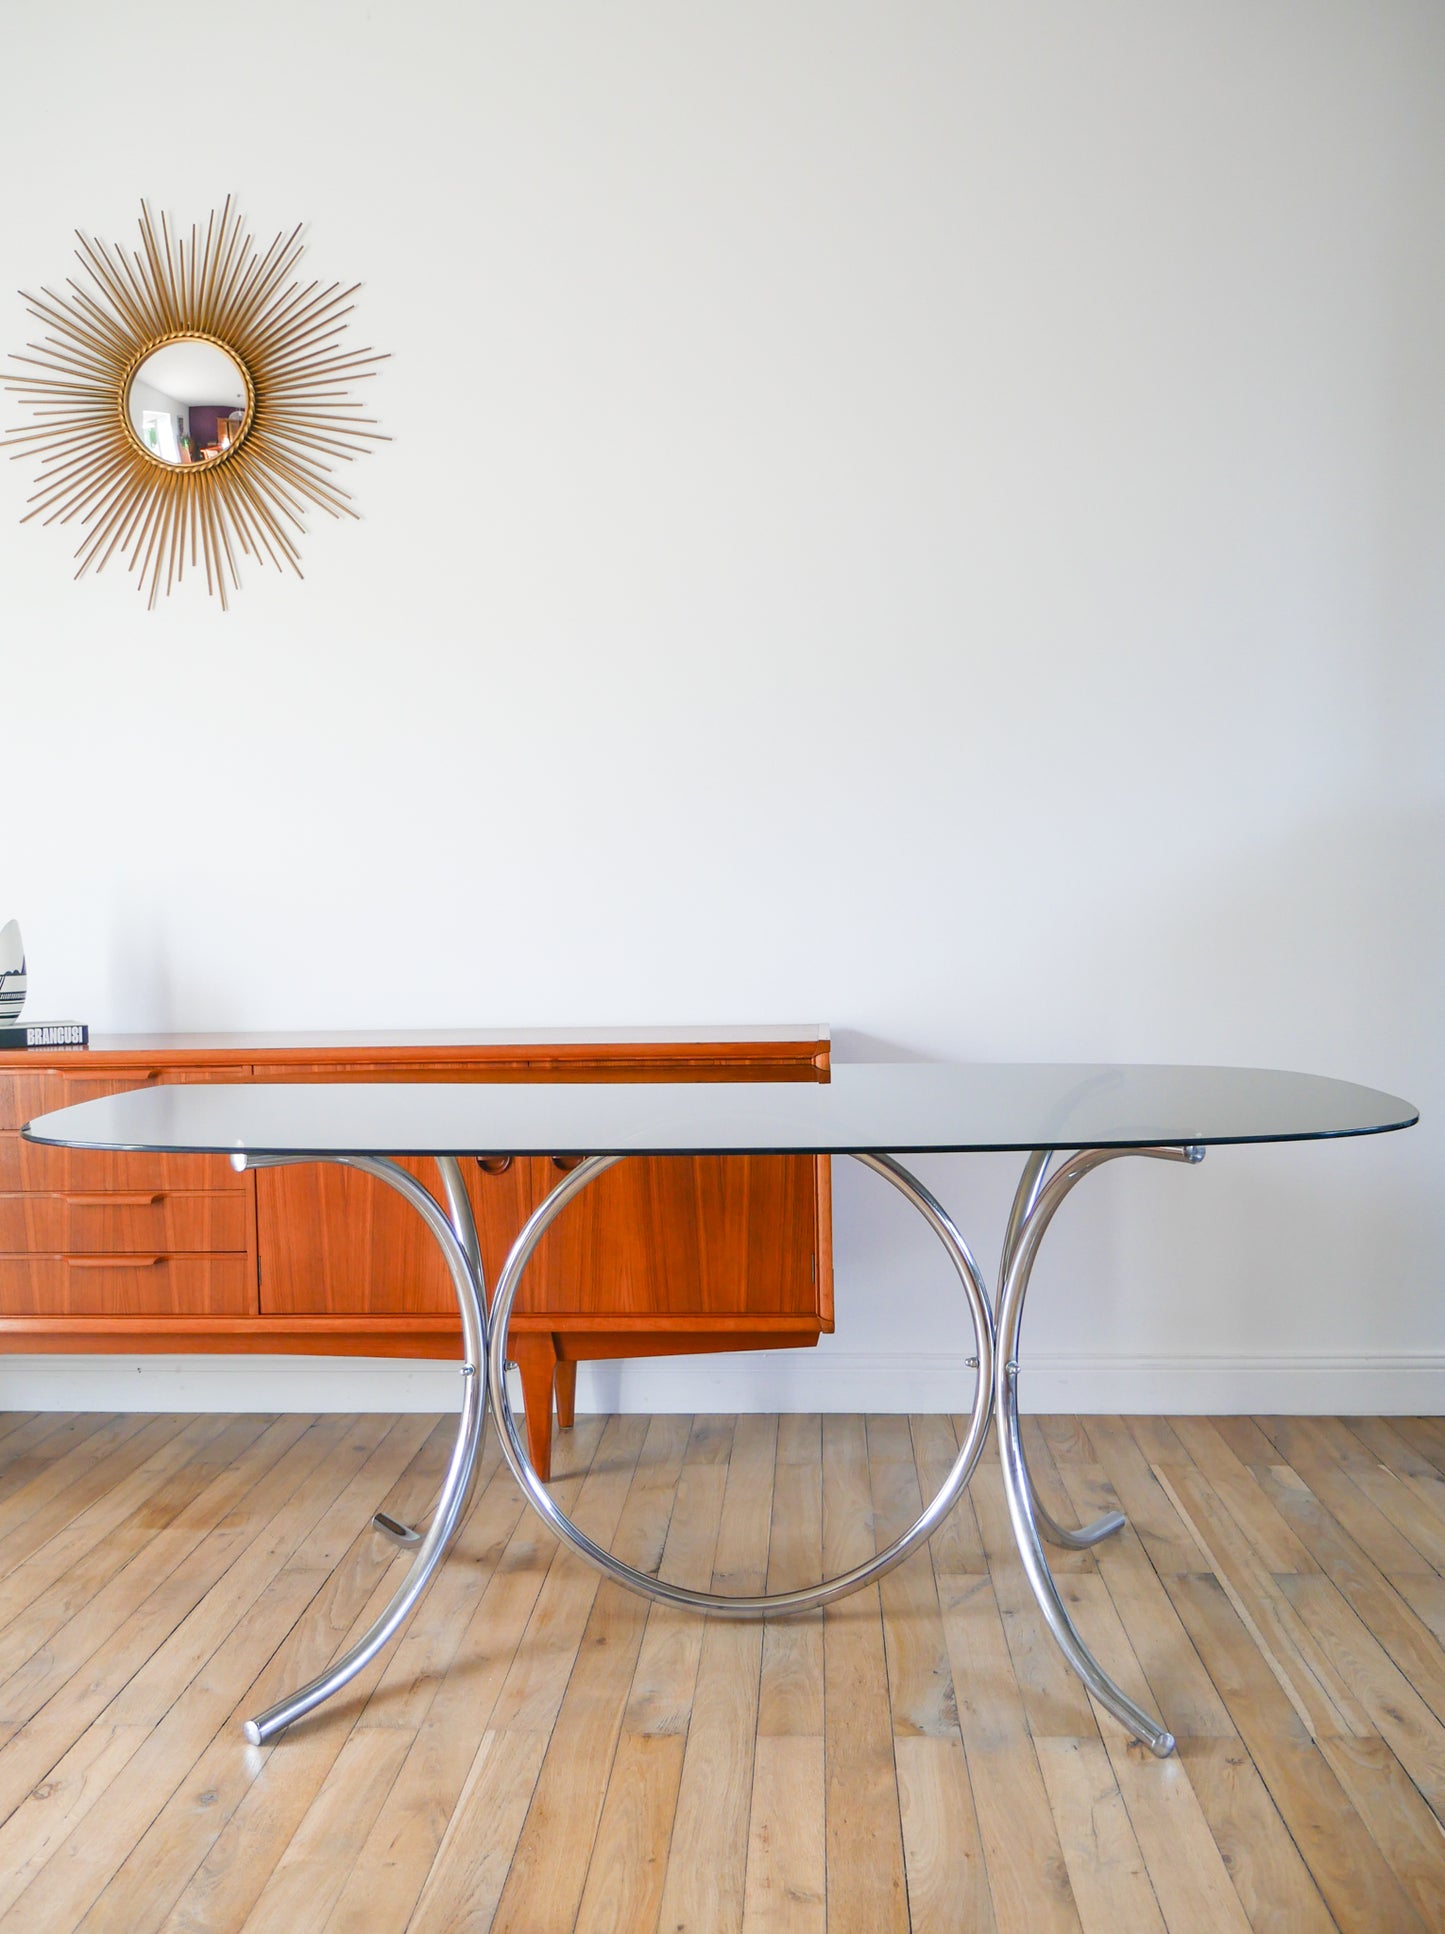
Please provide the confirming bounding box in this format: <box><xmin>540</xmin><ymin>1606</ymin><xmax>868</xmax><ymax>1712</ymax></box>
<box><xmin>0</xmin><ymin>1026</ymin><xmax>830</xmax><ymax>1070</ymax></box>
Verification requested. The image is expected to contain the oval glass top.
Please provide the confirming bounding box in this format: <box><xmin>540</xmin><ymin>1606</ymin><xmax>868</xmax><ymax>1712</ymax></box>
<box><xmin>21</xmin><ymin>1063</ymin><xmax>1418</xmax><ymax>1160</ymax></box>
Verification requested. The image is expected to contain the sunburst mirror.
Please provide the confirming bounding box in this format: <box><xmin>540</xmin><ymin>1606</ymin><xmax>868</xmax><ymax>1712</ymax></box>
<box><xmin>1</xmin><ymin>198</ymin><xmax>387</xmax><ymax>607</ymax></box>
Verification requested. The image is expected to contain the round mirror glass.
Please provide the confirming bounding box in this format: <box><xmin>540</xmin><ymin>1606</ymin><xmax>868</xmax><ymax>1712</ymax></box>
<box><xmin>125</xmin><ymin>337</ymin><xmax>252</xmax><ymax>467</ymax></box>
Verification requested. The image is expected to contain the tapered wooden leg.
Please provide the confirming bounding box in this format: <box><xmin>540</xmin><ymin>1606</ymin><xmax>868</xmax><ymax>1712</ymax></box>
<box><xmin>513</xmin><ymin>1338</ymin><xmax>557</xmax><ymax>1482</ymax></box>
<box><xmin>554</xmin><ymin>1358</ymin><xmax>577</xmax><ymax>1431</ymax></box>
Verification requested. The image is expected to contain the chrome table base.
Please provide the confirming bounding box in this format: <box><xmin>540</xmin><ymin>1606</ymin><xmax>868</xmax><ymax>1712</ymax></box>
<box><xmin>240</xmin><ymin>1142</ymin><xmax>1201</xmax><ymax>1758</ymax></box>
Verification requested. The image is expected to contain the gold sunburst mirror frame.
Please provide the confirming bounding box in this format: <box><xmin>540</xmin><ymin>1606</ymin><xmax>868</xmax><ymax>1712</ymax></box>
<box><xmin>1</xmin><ymin>198</ymin><xmax>388</xmax><ymax>608</ymax></box>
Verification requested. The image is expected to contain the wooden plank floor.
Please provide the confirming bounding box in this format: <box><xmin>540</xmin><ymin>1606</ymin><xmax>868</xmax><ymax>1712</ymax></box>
<box><xmin>0</xmin><ymin>1412</ymin><xmax>1442</xmax><ymax>1931</ymax></box>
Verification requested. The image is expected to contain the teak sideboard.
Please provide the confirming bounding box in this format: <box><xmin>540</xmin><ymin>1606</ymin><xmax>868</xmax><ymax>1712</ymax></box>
<box><xmin>0</xmin><ymin>1027</ymin><xmax>833</xmax><ymax>1476</ymax></box>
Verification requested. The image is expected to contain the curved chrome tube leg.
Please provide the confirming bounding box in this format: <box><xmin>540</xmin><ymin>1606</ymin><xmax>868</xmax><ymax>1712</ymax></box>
<box><xmin>1001</xmin><ymin>1150</ymin><xmax>1127</xmax><ymax>1550</ymax></box>
<box><xmin>486</xmin><ymin>1151</ymin><xmax>996</xmax><ymax>1616</ymax></box>
<box><xmin>242</xmin><ymin>1154</ymin><xmax>488</xmax><ymax>1745</ymax></box>
<box><xmin>369</xmin><ymin>1159</ymin><xmax>488</xmax><ymax>1548</ymax></box>
<box><xmin>998</xmin><ymin>1144</ymin><xmax>1203</xmax><ymax>1757</ymax></box>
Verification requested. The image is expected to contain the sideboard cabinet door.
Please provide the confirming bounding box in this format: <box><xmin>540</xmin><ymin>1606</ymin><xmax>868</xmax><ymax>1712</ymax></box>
<box><xmin>256</xmin><ymin>1155</ymin><xmax>541</xmax><ymax>1315</ymax></box>
<box><xmin>528</xmin><ymin>1153</ymin><xmax>820</xmax><ymax>1319</ymax></box>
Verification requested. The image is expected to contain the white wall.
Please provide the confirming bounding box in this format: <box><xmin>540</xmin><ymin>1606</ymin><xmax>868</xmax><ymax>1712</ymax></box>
<box><xmin>2</xmin><ymin>2</ymin><xmax>1441</xmax><ymax>1413</ymax></box>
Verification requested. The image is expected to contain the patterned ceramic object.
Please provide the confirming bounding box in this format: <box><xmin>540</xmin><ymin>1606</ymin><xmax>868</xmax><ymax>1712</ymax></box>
<box><xmin>0</xmin><ymin>921</ymin><xmax>26</xmax><ymax>1023</ymax></box>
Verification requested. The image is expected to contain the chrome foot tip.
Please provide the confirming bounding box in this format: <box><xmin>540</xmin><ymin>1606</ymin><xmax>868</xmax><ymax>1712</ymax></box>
<box><xmin>1151</xmin><ymin>1730</ymin><xmax>1177</xmax><ymax>1758</ymax></box>
<box><xmin>242</xmin><ymin>1718</ymin><xmax>263</xmax><ymax>1746</ymax></box>
<box><xmin>372</xmin><ymin>1512</ymin><xmax>423</xmax><ymax>1547</ymax></box>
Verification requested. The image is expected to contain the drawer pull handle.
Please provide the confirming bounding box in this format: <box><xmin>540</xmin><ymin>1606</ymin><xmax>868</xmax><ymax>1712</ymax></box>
<box><xmin>55</xmin><ymin>1068</ymin><xmax>162</xmax><ymax>1083</ymax></box>
<box><xmin>475</xmin><ymin>1156</ymin><xmax>513</xmax><ymax>1175</ymax></box>
<box><xmin>64</xmin><ymin>1255</ymin><xmax>163</xmax><ymax>1268</ymax></box>
<box><xmin>551</xmin><ymin>1155</ymin><xmax>586</xmax><ymax>1172</ymax></box>
<box><xmin>67</xmin><ymin>1192</ymin><xmax>164</xmax><ymax>1207</ymax></box>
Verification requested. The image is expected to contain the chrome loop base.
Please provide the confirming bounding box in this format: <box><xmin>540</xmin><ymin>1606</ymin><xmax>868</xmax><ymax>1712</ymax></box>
<box><xmin>485</xmin><ymin>1151</ymin><xmax>996</xmax><ymax>1617</ymax></box>
<box><xmin>998</xmin><ymin>1144</ymin><xmax>1204</xmax><ymax>1758</ymax></box>
<box><xmin>243</xmin><ymin>1154</ymin><xmax>488</xmax><ymax>1746</ymax></box>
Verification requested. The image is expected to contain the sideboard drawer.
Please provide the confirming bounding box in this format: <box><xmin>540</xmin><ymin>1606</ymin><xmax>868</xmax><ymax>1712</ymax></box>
<box><xmin>0</xmin><ymin>1135</ymin><xmax>249</xmax><ymax>1194</ymax></box>
<box><xmin>0</xmin><ymin>1254</ymin><xmax>255</xmax><ymax>1316</ymax></box>
<box><xmin>0</xmin><ymin>1069</ymin><xmax>166</xmax><ymax>1133</ymax></box>
<box><xmin>0</xmin><ymin>1063</ymin><xmax>254</xmax><ymax>1134</ymax></box>
<box><xmin>0</xmin><ymin>1192</ymin><xmax>250</xmax><ymax>1255</ymax></box>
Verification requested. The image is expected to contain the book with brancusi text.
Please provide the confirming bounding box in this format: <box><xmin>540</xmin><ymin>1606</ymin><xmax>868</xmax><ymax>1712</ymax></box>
<box><xmin>0</xmin><ymin>1021</ymin><xmax>88</xmax><ymax>1050</ymax></box>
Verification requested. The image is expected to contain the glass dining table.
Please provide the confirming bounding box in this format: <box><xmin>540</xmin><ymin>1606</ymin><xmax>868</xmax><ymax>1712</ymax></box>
<box><xmin>23</xmin><ymin>1061</ymin><xmax>1417</xmax><ymax>1758</ymax></box>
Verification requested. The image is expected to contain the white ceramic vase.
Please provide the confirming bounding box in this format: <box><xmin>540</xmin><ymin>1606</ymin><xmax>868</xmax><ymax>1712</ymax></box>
<box><xmin>0</xmin><ymin>921</ymin><xmax>26</xmax><ymax>1023</ymax></box>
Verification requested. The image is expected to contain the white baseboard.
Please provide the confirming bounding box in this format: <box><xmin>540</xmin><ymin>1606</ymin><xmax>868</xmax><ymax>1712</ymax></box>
<box><xmin>1</xmin><ymin>1350</ymin><xmax>1443</xmax><ymax>1415</ymax></box>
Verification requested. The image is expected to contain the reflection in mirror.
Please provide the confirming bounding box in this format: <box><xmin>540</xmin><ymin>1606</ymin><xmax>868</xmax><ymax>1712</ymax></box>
<box><xmin>126</xmin><ymin>337</ymin><xmax>251</xmax><ymax>466</ymax></box>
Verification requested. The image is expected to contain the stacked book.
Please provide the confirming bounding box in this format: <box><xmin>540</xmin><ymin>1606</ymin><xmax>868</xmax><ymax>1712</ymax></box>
<box><xmin>0</xmin><ymin>1021</ymin><xmax>89</xmax><ymax>1050</ymax></box>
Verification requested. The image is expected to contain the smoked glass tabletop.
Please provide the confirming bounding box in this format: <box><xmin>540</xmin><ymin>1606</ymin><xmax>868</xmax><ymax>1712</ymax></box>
<box><xmin>21</xmin><ymin>1063</ymin><xmax>1418</xmax><ymax>1159</ymax></box>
